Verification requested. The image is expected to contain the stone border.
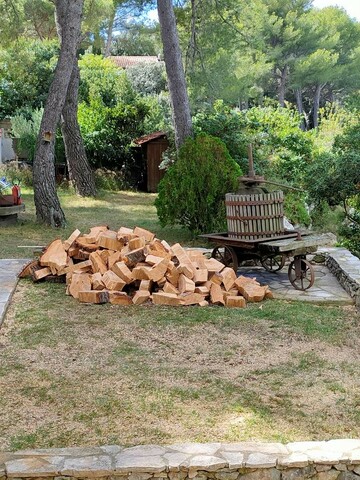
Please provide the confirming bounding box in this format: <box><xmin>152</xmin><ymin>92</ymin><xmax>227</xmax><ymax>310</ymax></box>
<box><xmin>2</xmin><ymin>441</ymin><xmax>360</xmax><ymax>480</ymax></box>
<box><xmin>323</xmin><ymin>247</ymin><xmax>360</xmax><ymax>308</ymax></box>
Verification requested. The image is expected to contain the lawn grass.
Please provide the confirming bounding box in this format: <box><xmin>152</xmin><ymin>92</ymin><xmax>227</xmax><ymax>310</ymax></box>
<box><xmin>1</xmin><ymin>188</ymin><xmax>360</xmax><ymax>451</ymax></box>
<box><xmin>0</xmin><ymin>189</ymin><xmax>196</xmax><ymax>258</ymax></box>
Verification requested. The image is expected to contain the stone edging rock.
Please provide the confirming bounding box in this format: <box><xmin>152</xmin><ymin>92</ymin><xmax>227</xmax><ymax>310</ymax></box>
<box><xmin>323</xmin><ymin>247</ymin><xmax>360</xmax><ymax>307</ymax></box>
<box><xmin>2</xmin><ymin>440</ymin><xmax>360</xmax><ymax>480</ymax></box>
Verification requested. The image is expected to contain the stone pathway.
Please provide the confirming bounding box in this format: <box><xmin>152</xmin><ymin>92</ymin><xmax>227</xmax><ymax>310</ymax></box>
<box><xmin>241</xmin><ymin>261</ymin><xmax>353</xmax><ymax>304</ymax></box>
<box><xmin>0</xmin><ymin>259</ymin><xmax>30</xmax><ymax>327</ymax></box>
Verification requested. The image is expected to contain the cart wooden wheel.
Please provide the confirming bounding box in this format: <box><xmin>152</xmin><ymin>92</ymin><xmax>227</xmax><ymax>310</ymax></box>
<box><xmin>211</xmin><ymin>245</ymin><xmax>238</xmax><ymax>272</ymax></box>
<box><xmin>261</xmin><ymin>254</ymin><xmax>285</xmax><ymax>272</ymax></box>
<box><xmin>288</xmin><ymin>257</ymin><xmax>315</xmax><ymax>291</ymax></box>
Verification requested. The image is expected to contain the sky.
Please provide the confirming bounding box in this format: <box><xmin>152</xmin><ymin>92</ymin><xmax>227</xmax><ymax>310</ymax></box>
<box><xmin>312</xmin><ymin>0</ymin><xmax>360</xmax><ymax>20</ymax></box>
<box><xmin>148</xmin><ymin>1</ymin><xmax>360</xmax><ymax>22</ymax></box>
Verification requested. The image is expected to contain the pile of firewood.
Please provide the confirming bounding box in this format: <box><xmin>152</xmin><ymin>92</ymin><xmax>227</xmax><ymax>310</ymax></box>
<box><xmin>19</xmin><ymin>225</ymin><xmax>273</xmax><ymax>307</ymax></box>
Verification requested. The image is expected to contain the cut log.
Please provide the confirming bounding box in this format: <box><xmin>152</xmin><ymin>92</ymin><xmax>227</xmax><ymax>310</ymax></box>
<box><xmin>149</xmin><ymin>239</ymin><xmax>168</xmax><ymax>254</ymax></box>
<box><xmin>132</xmin><ymin>265</ymin><xmax>152</xmax><ymax>280</ymax></box>
<box><xmin>178</xmin><ymin>274</ymin><xmax>195</xmax><ymax>293</ymax></box>
<box><xmin>39</xmin><ymin>238</ymin><xmax>68</xmax><ymax>274</ymax></box>
<box><xmin>75</xmin><ymin>239</ymin><xmax>99</xmax><ymax>251</ymax></box>
<box><xmin>221</xmin><ymin>267</ymin><xmax>237</xmax><ymax>291</ymax></box>
<box><xmin>91</xmin><ymin>272</ymin><xmax>105</xmax><ymax>290</ymax></box>
<box><xmin>97</xmin><ymin>231</ymin><xmax>124</xmax><ymax>251</ymax></box>
<box><xmin>237</xmin><ymin>283</ymin><xmax>268</xmax><ymax>302</ymax></box>
<box><xmin>171</xmin><ymin>243</ymin><xmax>196</xmax><ymax>276</ymax></box>
<box><xmin>102</xmin><ymin>270</ymin><xmax>126</xmax><ymax>291</ymax></box>
<box><xmin>226</xmin><ymin>296</ymin><xmax>246</xmax><ymax>308</ymax></box>
<box><xmin>145</xmin><ymin>254</ymin><xmax>163</xmax><ymax>266</ymax></box>
<box><xmin>112</xmin><ymin>261</ymin><xmax>133</xmax><ymax>284</ymax></box>
<box><xmin>124</xmin><ymin>247</ymin><xmax>146</xmax><ymax>266</ymax></box>
<box><xmin>75</xmin><ymin>249</ymin><xmax>90</xmax><ymax>260</ymax></box>
<box><xmin>78</xmin><ymin>290</ymin><xmax>109</xmax><ymax>304</ymax></box>
<box><xmin>177</xmin><ymin>263</ymin><xmax>194</xmax><ymax>279</ymax></box>
<box><xmin>163</xmin><ymin>281</ymin><xmax>179</xmax><ymax>295</ymax></box>
<box><xmin>194</xmin><ymin>285</ymin><xmax>210</xmax><ymax>296</ymax></box>
<box><xmin>87</xmin><ymin>225</ymin><xmax>109</xmax><ymax>241</ymax></box>
<box><xmin>18</xmin><ymin>260</ymin><xmax>40</xmax><ymax>278</ymax></box>
<box><xmin>148</xmin><ymin>258</ymin><xmax>169</xmax><ymax>282</ymax></box>
<box><xmin>63</xmin><ymin>259</ymin><xmax>92</xmax><ymax>274</ymax></box>
<box><xmin>132</xmin><ymin>291</ymin><xmax>151</xmax><ymax>305</ymax></box>
<box><xmin>98</xmin><ymin>249</ymin><xmax>112</xmax><ymax>265</ymax></box>
<box><xmin>204</xmin><ymin>257</ymin><xmax>225</xmax><ymax>273</ymax></box>
<box><xmin>139</xmin><ymin>279</ymin><xmax>153</xmax><ymax>291</ymax></box>
<box><xmin>210</xmin><ymin>272</ymin><xmax>223</xmax><ymax>286</ymax></box>
<box><xmin>193</xmin><ymin>268</ymin><xmax>208</xmax><ymax>284</ymax></box>
<box><xmin>133</xmin><ymin>226</ymin><xmax>155</xmax><ymax>242</ymax></box>
<box><xmin>199</xmin><ymin>300</ymin><xmax>209</xmax><ymax>307</ymax></box>
<box><xmin>69</xmin><ymin>273</ymin><xmax>92</xmax><ymax>299</ymax></box>
<box><xmin>33</xmin><ymin>267</ymin><xmax>52</xmax><ymax>281</ymax></box>
<box><xmin>108</xmin><ymin>251</ymin><xmax>123</xmax><ymax>270</ymax></box>
<box><xmin>179</xmin><ymin>292</ymin><xmax>205</xmax><ymax>305</ymax></box>
<box><xmin>161</xmin><ymin>239</ymin><xmax>172</xmax><ymax>252</ymax></box>
<box><xmin>76</xmin><ymin>236</ymin><xmax>97</xmax><ymax>246</ymax></box>
<box><xmin>68</xmin><ymin>245</ymin><xmax>80</xmax><ymax>258</ymax></box>
<box><xmin>64</xmin><ymin>229</ymin><xmax>81</xmax><ymax>251</ymax></box>
<box><xmin>166</xmin><ymin>262</ymin><xmax>180</xmax><ymax>287</ymax></box>
<box><xmin>210</xmin><ymin>283</ymin><xmax>225</xmax><ymax>305</ymax></box>
<box><xmin>109</xmin><ymin>291</ymin><xmax>132</xmax><ymax>305</ymax></box>
<box><xmin>129</xmin><ymin>236</ymin><xmax>146</xmax><ymax>250</ymax></box>
<box><xmin>152</xmin><ymin>292</ymin><xmax>182</xmax><ymax>306</ymax></box>
<box><xmin>89</xmin><ymin>251</ymin><xmax>108</xmax><ymax>275</ymax></box>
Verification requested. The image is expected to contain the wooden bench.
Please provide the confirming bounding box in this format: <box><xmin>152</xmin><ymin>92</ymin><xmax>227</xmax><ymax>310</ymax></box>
<box><xmin>0</xmin><ymin>204</ymin><xmax>25</xmax><ymax>224</ymax></box>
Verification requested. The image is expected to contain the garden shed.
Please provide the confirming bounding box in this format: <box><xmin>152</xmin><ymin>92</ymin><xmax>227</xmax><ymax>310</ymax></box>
<box><xmin>134</xmin><ymin>131</ymin><xmax>169</xmax><ymax>193</ymax></box>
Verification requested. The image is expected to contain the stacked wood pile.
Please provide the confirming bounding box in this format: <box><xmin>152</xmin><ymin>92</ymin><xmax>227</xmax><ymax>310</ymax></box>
<box><xmin>19</xmin><ymin>225</ymin><xmax>273</xmax><ymax>307</ymax></box>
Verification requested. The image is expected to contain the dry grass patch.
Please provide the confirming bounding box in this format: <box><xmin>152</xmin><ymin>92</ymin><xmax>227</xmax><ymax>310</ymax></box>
<box><xmin>0</xmin><ymin>279</ymin><xmax>359</xmax><ymax>451</ymax></box>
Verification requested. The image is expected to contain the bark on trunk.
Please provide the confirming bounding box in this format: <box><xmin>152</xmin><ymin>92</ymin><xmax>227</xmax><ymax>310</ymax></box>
<box><xmin>61</xmin><ymin>62</ymin><xmax>97</xmax><ymax>196</ymax></box>
<box><xmin>157</xmin><ymin>0</ymin><xmax>192</xmax><ymax>150</ymax></box>
<box><xmin>278</xmin><ymin>66</ymin><xmax>288</xmax><ymax>107</ymax></box>
<box><xmin>295</xmin><ymin>88</ymin><xmax>306</xmax><ymax>131</ymax></box>
<box><xmin>313</xmin><ymin>83</ymin><xmax>324</xmax><ymax>129</ymax></box>
<box><xmin>55</xmin><ymin>4</ymin><xmax>96</xmax><ymax>197</ymax></box>
<box><xmin>33</xmin><ymin>0</ymin><xmax>84</xmax><ymax>227</ymax></box>
<box><xmin>104</xmin><ymin>7</ymin><xmax>116</xmax><ymax>57</ymax></box>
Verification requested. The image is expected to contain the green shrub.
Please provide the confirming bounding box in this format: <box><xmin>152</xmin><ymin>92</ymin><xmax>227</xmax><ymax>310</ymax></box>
<box><xmin>155</xmin><ymin>133</ymin><xmax>242</xmax><ymax>235</ymax></box>
<box><xmin>94</xmin><ymin>168</ymin><xmax>129</xmax><ymax>191</ymax></box>
<box><xmin>0</xmin><ymin>162</ymin><xmax>33</xmax><ymax>187</ymax></box>
<box><xmin>283</xmin><ymin>192</ymin><xmax>310</xmax><ymax>227</ymax></box>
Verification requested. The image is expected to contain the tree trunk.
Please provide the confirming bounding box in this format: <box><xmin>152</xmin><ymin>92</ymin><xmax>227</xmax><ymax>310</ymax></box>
<box><xmin>157</xmin><ymin>0</ymin><xmax>192</xmax><ymax>150</ymax></box>
<box><xmin>33</xmin><ymin>0</ymin><xmax>84</xmax><ymax>227</ymax></box>
<box><xmin>61</xmin><ymin>62</ymin><xmax>97</xmax><ymax>196</ymax></box>
<box><xmin>295</xmin><ymin>87</ymin><xmax>306</xmax><ymax>131</ymax></box>
<box><xmin>313</xmin><ymin>83</ymin><xmax>324</xmax><ymax>129</ymax></box>
<box><xmin>104</xmin><ymin>7</ymin><xmax>116</xmax><ymax>57</ymax></box>
<box><xmin>55</xmin><ymin>3</ymin><xmax>96</xmax><ymax>197</ymax></box>
<box><xmin>278</xmin><ymin>66</ymin><xmax>288</xmax><ymax>107</ymax></box>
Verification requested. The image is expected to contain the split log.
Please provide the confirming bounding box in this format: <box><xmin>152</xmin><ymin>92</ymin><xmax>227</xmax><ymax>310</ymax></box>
<box><xmin>210</xmin><ymin>283</ymin><xmax>225</xmax><ymax>305</ymax></box>
<box><xmin>109</xmin><ymin>291</ymin><xmax>132</xmax><ymax>305</ymax></box>
<box><xmin>69</xmin><ymin>273</ymin><xmax>92</xmax><ymax>299</ymax></box>
<box><xmin>102</xmin><ymin>270</ymin><xmax>126</xmax><ymax>291</ymax></box>
<box><xmin>39</xmin><ymin>239</ymin><xmax>68</xmax><ymax>274</ymax></box>
<box><xmin>111</xmin><ymin>261</ymin><xmax>133</xmax><ymax>284</ymax></box>
<box><xmin>178</xmin><ymin>274</ymin><xmax>195</xmax><ymax>293</ymax></box>
<box><xmin>133</xmin><ymin>226</ymin><xmax>155</xmax><ymax>242</ymax></box>
<box><xmin>152</xmin><ymin>292</ymin><xmax>182</xmax><ymax>306</ymax></box>
<box><xmin>132</xmin><ymin>291</ymin><xmax>151</xmax><ymax>305</ymax></box>
<box><xmin>64</xmin><ymin>229</ymin><xmax>81</xmax><ymax>251</ymax></box>
<box><xmin>78</xmin><ymin>290</ymin><xmax>109</xmax><ymax>304</ymax></box>
<box><xmin>226</xmin><ymin>296</ymin><xmax>246</xmax><ymax>308</ymax></box>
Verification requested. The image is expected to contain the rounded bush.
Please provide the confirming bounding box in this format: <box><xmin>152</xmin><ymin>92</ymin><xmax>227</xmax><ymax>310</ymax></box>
<box><xmin>155</xmin><ymin>133</ymin><xmax>241</xmax><ymax>235</ymax></box>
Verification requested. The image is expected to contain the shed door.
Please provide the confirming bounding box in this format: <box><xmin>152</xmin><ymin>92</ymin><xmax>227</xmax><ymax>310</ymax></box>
<box><xmin>147</xmin><ymin>140</ymin><xmax>167</xmax><ymax>193</ymax></box>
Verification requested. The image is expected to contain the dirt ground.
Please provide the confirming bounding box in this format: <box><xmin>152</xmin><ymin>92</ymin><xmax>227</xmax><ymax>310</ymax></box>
<box><xmin>1</xmin><ymin>280</ymin><xmax>359</xmax><ymax>451</ymax></box>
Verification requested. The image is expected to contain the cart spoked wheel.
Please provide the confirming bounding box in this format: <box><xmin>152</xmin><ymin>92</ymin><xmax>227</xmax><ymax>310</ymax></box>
<box><xmin>288</xmin><ymin>257</ymin><xmax>315</xmax><ymax>291</ymax></box>
<box><xmin>211</xmin><ymin>245</ymin><xmax>238</xmax><ymax>272</ymax></box>
<box><xmin>261</xmin><ymin>254</ymin><xmax>285</xmax><ymax>272</ymax></box>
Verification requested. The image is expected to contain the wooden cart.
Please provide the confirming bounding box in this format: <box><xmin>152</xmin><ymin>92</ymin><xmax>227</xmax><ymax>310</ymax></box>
<box><xmin>200</xmin><ymin>231</ymin><xmax>334</xmax><ymax>291</ymax></box>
